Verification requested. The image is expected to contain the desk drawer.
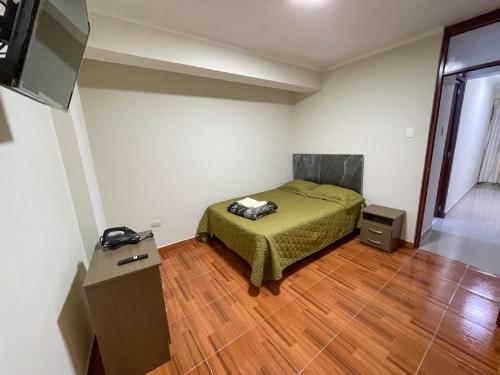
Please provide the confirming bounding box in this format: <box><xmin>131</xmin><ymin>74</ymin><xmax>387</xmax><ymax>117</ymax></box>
<box><xmin>360</xmin><ymin>222</ymin><xmax>392</xmax><ymax>251</ymax></box>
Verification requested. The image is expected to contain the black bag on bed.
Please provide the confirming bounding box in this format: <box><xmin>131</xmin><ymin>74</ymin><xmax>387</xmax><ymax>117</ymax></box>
<box><xmin>227</xmin><ymin>201</ymin><xmax>278</xmax><ymax>220</ymax></box>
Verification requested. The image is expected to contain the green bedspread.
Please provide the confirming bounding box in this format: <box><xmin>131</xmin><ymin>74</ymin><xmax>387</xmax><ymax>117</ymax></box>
<box><xmin>197</xmin><ymin>189</ymin><xmax>363</xmax><ymax>287</ymax></box>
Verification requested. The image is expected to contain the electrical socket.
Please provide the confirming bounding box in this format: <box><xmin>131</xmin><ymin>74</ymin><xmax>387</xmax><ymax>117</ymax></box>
<box><xmin>151</xmin><ymin>220</ymin><xmax>162</xmax><ymax>228</ymax></box>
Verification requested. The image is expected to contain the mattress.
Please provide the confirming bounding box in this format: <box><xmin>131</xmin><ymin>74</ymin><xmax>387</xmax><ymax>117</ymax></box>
<box><xmin>197</xmin><ymin>188</ymin><xmax>363</xmax><ymax>287</ymax></box>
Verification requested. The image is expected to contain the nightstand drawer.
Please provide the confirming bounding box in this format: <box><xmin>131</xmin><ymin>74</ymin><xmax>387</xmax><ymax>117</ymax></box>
<box><xmin>360</xmin><ymin>223</ymin><xmax>392</xmax><ymax>251</ymax></box>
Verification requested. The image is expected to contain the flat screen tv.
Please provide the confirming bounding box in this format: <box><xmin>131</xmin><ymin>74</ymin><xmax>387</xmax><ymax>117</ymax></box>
<box><xmin>0</xmin><ymin>0</ymin><xmax>90</xmax><ymax>111</ymax></box>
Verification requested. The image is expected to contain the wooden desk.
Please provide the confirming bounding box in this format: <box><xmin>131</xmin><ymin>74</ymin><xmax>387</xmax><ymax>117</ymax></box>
<box><xmin>84</xmin><ymin>232</ymin><xmax>170</xmax><ymax>375</ymax></box>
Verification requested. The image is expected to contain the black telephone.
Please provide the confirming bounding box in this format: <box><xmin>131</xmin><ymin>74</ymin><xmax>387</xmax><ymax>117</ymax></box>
<box><xmin>99</xmin><ymin>226</ymin><xmax>152</xmax><ymax>250</ymax></box>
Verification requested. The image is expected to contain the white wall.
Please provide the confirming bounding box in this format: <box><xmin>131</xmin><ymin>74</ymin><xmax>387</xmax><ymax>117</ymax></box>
<box><xmin>78</xmin><ymin>60</ymin><xmax>294</xmax><ymax>247</ymax></box>
<box><xmin>68</xmin><ymin>86</ymin><xmax>107</xmax><ymax>236</ymax></box>
<box><xmin>52</xmin><ymin>86</ymin><xmax>106</xmax><ymax>262</ymax></box>
<box><xmin>86</xmin><ymin>12</ymin><xmax>322</xmax><ymax>93</ymax></box>
<box><xmin>422</xmin><ymin>75</ymin><xmax>457</xmax><ymax>234</ymax></box>
<box><xmin>293</xmin><ymin>34</ymin><xmax>443</xmax><ymax>241</ymax></box>
<box><xmin>446</xmin><ymin>77</ymin><xmax>496</xmax><ymax>212</ymax></box>
<box><xmin>0</xmin><ymin>89</ymin><xmax>93</xmax><ymax>374</ymax></box>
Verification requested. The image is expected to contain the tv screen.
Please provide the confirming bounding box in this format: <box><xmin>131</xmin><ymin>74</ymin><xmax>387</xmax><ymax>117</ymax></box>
<box><xmin>0</xmin><ymin>0</ymin><xmax>89</xmax><ymax>111</ymax></box>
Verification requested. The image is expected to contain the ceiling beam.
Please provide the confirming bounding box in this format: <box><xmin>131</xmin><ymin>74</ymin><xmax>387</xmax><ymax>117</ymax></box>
<box><xmin>84</xmin><ymin>13</ymin><xmax>323</xmax><ymax>93</ymax></box>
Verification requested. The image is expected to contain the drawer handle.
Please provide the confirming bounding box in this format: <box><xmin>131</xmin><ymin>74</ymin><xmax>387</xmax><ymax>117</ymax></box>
<box><xmin>368</xmin><ymin>228</ymin><xmax>383</xmax><ymax>235</ymax></box>
<box><xmin>367</xmin><ymin>239</ymin><xmax>382</xmax><ymax>245</ymax></box>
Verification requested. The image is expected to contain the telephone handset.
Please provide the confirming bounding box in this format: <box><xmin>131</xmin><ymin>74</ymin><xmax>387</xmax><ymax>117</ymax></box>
<box><xmin>99</xmin><ymin>226</ymin><xmax>152</xmax><ymax>250</ymax></box>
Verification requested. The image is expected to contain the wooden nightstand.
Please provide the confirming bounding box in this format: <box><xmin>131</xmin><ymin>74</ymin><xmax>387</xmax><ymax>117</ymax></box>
<box><xmin>360</xmin><ymin>204</ymin><xmax>405</xmax><ymax>253</ymax></box>
<box><xmin>84</xmin><ymin>232</ymin><xmax>170</xmax><ymax>375</ymax></box>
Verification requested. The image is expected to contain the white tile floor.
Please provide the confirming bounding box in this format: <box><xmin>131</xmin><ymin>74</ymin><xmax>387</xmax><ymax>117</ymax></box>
<box><xmin>420</xmin><ymin>183</ymin><xmax>500</xmax><ymax>275</ymax></box>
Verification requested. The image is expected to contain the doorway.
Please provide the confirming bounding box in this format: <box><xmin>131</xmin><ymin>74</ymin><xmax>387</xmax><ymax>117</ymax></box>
<box><xmin>415</xmin><ymin>9</ymin><xmax>500</xmax><ymax>274</ymax></box>
<box><xmin>420</xmin><ymin>71</ymin><xmax>500</xmax><ymax>274</ymax></box>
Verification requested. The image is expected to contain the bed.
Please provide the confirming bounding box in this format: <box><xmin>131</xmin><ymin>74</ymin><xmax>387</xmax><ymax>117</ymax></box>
<box><xmin>197</xmin><ymin>154</ymin><xmax>365</xmax><ymax>287</ymax></box>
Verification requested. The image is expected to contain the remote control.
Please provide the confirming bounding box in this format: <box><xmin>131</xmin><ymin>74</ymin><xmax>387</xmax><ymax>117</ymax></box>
<box><xmin>117</xmin><ymin>253</ymin><xmax>148</xmax><ymax>266</ymax></box>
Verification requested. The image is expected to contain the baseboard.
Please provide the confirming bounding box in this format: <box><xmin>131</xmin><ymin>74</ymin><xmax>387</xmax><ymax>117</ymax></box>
<box><xmin>421</xmin><ymin>224</ymin><xmax>433</xmax><ymax>239</ymax></box>
<box><xmin>157</xmin><ymin>236</ymin><xmax>198</xmax><ymax>254</ymax></box>
<box><xmin>445</xmin><ymin>185</ymin><xmax>475</xmax><ymax>215</ymax></box>
<box><xmin>400</xmin><ymin>239</ymin><xmax>415</xmax><ymax>249</ymax></box>
<box><xmin>159</xmin><ymin>233</ymin><xmax>414</xmax><ymax>251</ymax></box>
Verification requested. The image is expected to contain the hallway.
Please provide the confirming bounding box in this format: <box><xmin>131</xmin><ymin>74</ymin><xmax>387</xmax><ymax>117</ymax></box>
<box><xmin>421</xmin><ymin>183</ymin><xmax>500</xmax><ymax>274</ymax></box>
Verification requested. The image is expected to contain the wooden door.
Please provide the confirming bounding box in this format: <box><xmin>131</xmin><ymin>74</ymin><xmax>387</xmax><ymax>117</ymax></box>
<box><xmin>434</xmin><ymin>77</ymin><xmax>467</xmax><ymax>218</ymax></box>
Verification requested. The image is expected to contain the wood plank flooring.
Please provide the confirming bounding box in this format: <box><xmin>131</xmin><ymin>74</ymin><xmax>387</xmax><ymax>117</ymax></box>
<box><xmin>145</xmin><ymin>236</ymin><xmax>500</xmax><ymax>374</ymax></box>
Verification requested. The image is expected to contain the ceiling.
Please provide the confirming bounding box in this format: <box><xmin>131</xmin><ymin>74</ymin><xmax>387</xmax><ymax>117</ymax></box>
<box><xmin>87</xmin><ymin>0</ymin><xmax>500</xmax><ymax>71</ymax></box>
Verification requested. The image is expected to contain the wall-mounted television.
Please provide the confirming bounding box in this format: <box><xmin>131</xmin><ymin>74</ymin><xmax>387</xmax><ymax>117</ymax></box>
<box><xmin>0</xmin><ymin>0</ymin><xmax>90</xmax><ymax>111</ymax></box>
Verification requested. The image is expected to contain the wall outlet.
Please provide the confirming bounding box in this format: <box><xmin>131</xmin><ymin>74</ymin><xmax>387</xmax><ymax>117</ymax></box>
<box><xmin>151</xmin><ymin>220</ymin><xmax>162</xmax><ymax>228</ymax></box>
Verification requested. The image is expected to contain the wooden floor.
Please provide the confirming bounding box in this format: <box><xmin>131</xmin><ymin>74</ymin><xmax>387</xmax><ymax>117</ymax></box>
<box><xmin>144</xmin><ymin>236</ymin><xmax>500</xmax><ymax>375</ymax></box>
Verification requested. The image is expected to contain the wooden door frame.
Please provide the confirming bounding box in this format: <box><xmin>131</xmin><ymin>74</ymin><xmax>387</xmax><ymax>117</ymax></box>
<box><xmin>414</xmin><ymin>8</ymin><xmax>500</xmax><ymax>248</ymax></box>
<box><xmin>434</xmin><ymin>76</ymin><xmax>466</xmax><ymax>218</ymax></box>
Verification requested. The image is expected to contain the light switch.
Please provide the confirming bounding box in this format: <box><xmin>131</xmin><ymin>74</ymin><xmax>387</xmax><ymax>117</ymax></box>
<box><xmin>406</xmin><ymin>127</ymin><xmax>415</xmax><ymax>138</ymax></box>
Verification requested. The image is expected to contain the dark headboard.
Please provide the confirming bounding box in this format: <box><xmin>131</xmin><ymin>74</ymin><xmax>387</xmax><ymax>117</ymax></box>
<box><xmin>293</xmin><ymin>154</ymin><xmax>364</xmax><ymax>194</ymax></box>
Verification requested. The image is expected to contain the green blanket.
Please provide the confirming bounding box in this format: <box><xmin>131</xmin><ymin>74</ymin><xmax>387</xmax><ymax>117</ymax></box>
<box><xmin>197</xmin><ymin>189</ymin><xmax>363</xmax><ymax>287</ymax></box>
